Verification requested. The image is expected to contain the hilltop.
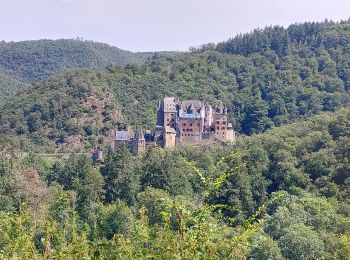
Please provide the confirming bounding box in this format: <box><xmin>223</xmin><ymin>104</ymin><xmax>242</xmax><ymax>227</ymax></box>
<box><xmin>0</xmin><ymin>39</ymin><xmax>154</xmax><ymax>103</ymax></box>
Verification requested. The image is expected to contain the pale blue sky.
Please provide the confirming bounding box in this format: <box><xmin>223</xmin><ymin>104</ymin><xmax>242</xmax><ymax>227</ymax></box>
<box><xmin>1</xmin><ymin>0</ymin><xmax>349</xmax><ymax>52</ymax></box>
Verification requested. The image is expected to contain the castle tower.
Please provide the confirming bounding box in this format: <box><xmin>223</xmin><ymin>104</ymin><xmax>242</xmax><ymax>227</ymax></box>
<box><xmin>156</xmin><ymin>100</ymin><xmax>164</xmax><ymax>126</ymax></box>
<box><xmin>131</xmin><ymin>128</ymin><xmax>146</xmax><ymax>155</ymax></box>
<box><xmin>204</xmin><ymin>102</ymin><xmax>213</xmax><ymax>128</ymax></box>
<box><xmin>162</xmin><ymin>97</ymin><xmax>177</xmax><ymax>129</ymax></box>
<box><xmin>163</xmin><ymin>126</ymin><xmax>177</xmax><ymax>148</ymax></box>
<box><xmin>213</xmin><ymin>102</ymin><xmax>232</xmax><ymax>143</ymax></box>
<box><xmin>226</xmin><ymin>123</ymin><xmax>236</xmax><ymax>143</ymax></box>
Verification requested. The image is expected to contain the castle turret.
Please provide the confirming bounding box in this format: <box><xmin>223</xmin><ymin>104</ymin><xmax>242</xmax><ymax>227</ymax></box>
<box><xmin>204</xmin><ymin>102</ymin><xmax>213</xmax><ymax>128</ymax></box>
<box><xmin>156</xmin><ymin>100</ymin><xmax>164</xmax><ymax>126</ymax></box>
<box><xmin>187</xmin><ymin>102</ymin><xmax>195</xmax><ymax>114</ymax></box>
<box><xmin>216</xmin><ymin>101</ymin><xmax>224</xmax><ymax>114</ymax></box>
<box><xmin>223</xmin><ymin>106</ymin><xmax>228</xmax><ymax>114</ymax></box>
<box><xmin>131</xmin><ymin>128</ymin><xmax>146</xmax><ymax>155</ymax></box>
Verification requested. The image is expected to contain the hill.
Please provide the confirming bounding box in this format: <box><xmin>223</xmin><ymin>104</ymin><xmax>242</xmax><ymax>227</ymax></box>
<box><xmin>0</xmin><ymin>71</ymin><xmax>31</xmax><ymax>104</ymax></box>
<box><xmin>0</xmin><ymin>39</ymin><xmax>151</xmax><ymax>103</ymax></box>
<box><xmin>0</xmin><ymin>39</ymin><xmax>148</xmax><ymax>82</ymax></box>
<box><xmin>1</xmin><ymin>20</ymin><xmax>350</xmax><ymax>152</ymax></box>
<box><xmin>0</xmin><ymin>70</ymin><xmax>124</xmax><ymax>152</ymax></box>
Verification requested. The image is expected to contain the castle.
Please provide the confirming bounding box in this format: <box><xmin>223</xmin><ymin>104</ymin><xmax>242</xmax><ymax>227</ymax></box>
<box><xmin>114</xmin><ymin>97</ymin><xmax>235</xmax><ymax>155</ymax></box>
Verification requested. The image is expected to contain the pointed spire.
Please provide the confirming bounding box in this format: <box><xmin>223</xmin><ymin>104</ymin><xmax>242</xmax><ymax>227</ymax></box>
<box><xmin>187</xmin><ymin>102</ymin><xmax>195</xmax><ymax>114</ymax></box>
<box><xmin>216</xmin><ymin>101</ymin><xmax>224</xmax><ymax>113</ymax></box>
<box><xmin>135</xmin><ymin>128</ymin><xmax>145</xmax><ymax>141</ymax></box>
<box><xmin>218</xmin><ymin>101</ymin><xmax>224</xmax><ymax>109</ymax></box>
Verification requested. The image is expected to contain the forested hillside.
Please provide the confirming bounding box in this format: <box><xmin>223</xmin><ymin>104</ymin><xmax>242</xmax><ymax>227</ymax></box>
<box><xmin>0</xmin><ymin>70</ymin><xmax>124</xmax><ymax>152</ymax></box>
<box><xmin>0</xmin><ymin>39</ymin><xmax>151</xmax><ymax>104</ymax></box>
<box><xmin>0</xmin><ymin>107</ymin><xmax>349</xmax><ymax>258</ymax></box>
<box><xmin>1</xmin><ymin>21</ymin><xmax>350</xmax><ymax>152</ymax></box>
<box><xmin>0</xmin><ymin>71</ymin><xmax>30</xmax><ymax>103</ymax></box>
<box><xmin>0</xmin><ymin>39</ymin><xmax>147</xmax><ymax>82</ymax></box>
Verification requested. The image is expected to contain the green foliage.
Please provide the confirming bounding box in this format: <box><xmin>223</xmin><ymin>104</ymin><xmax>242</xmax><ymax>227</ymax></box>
<box><xmin>0</xmin><ymin>39</ymin><xmax>151</xmax><ymax>105</ymax></box>
<box><xmin>96</xmin><ymin>200</ymin><xmax>134</xmax><ymax>239</ymax></box>
<box><xmin>0</xmin><ymin>39</ymin><xmax>147</xmax><ymax>82</ymax></box>
<box><xmin>0</xmin><ymin>70</ymin><xmax>122</xmax><ymax>152</ymax></box>
<box><xmin>1</xmin><ymin>21</ymin><xmax>350</xmax><ymax>257</ymax></box>
<box><xmin>279</xmin><ymin>223</ymin><xmax>325</xmax><ymax>260</ymax></box>
<box><xmin>101</xmin><ymin>146</ymin><xmax>140</xmax><ymax>205</ymax></box>
<box><xmin>248</xmin><ymin>233</ymin><xmax>283</xmax><ymax>260</ymax></box>
<box><xmin>2</xmin><ymin>21</ymin><xmax>350</xmax><ymax>152</ymax></box>
<box><xmin>0</xmin><ymin>108</ymin><xmax>349</xmax><ymax>258</ymax></box>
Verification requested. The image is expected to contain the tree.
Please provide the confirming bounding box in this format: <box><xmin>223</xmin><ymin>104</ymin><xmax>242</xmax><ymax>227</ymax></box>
<box><xmin>248</xmin><ymin>233</ymin><xmax>283</xmax><ymax>260</ymax></box>
<box><xmin>100</xmin><ymin>147</ymin><xmax>140</xmax><ymax>205</ymax></box>
<box><xmin>279</xmin><ymin>223</ymin><xmax>325</xmax><ymax>260</ymax></box>
<box><xmin>97</xmin><ymin>200</ymin><xmax>133</xmax><ymax>239</ymax></box>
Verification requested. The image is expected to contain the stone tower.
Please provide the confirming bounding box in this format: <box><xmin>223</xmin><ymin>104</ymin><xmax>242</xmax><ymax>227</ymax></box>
<box><xmin>213</xmin><ymin>102</ymin><xmax>230</xmax><ymax>143</ymax></box>
<box><xmin>131</xmin><ymin>128</ymin><xmax>146</xmax><ymax>155</ymax></box>
<box><xmin>163</xmin><ymin>126</ymin><xmax>177</xmax><ymax>148</ymax></box>
<box><xmin>162</xmin><ymin>97</ymin><xmax>177</xmax><ymax>128</ymax></box>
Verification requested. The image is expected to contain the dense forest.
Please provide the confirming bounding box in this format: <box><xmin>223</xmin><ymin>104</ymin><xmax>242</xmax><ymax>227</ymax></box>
<box><xmin>0</xmin><ymin>107</ymin><xmax>349</xmax><ymax>258</ymax></box>
<box><xmin>0</xmin><ymin>39</ymin><xmax>154</xmax><ymax>104</ymax></box>
<box><xmin>1</xmin><ymin>21</ymin><xmax>350</xmax><ymax>152</ymax></box>
<box><xmin>0</xmin><ymin>19</ymin><xmax>350</xmax><ymax>258</ymax></box>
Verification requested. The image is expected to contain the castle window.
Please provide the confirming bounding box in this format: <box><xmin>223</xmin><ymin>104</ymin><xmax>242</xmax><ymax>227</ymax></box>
<box><xmin>167</xmin><ymin>118</ymin><xmax>170</xmax><ymax>121</ymax></box>
<box><xmin>222</xmin><ymin>127</ymin><xmax>225</xmax><ymax>130</ymax></box>
<box><xmin>183</xmin><ymin>123</ymin><xmax>186</xmax><ymax>126</ymax></box>
<box><xmin>216</xmin><ymin>121</ymin><xmax>220</xmax><ymax>125</ymax></box>
<box><xmin>190</xmin><ymin>123</ymin><xmax>192</xmax><ymax>126</ymax></box>
<box><xmin>216</xmin><ymin>126</ymin><xmax>219</xmax><ymax>130</ymax></box>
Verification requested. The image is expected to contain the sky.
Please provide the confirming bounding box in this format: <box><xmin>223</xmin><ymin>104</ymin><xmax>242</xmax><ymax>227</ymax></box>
<box><xmin>1</xmin><ymin>0</ymin><xmax>350</xmax><ymax>52</ymax></box>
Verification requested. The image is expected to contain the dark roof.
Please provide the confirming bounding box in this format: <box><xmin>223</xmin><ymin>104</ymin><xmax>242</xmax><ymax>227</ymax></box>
<box><xmin>165</xmin><ymin>126</ymin><xmax>177</xmax><ymax>134</ymax></box>
<box><xmin>180</xmin><ymin>100</ymin><xmax>202</xmax><ymax>111</ymax></box>
<box><xmin>187</xmin><ymin>102</ymin><xmax>195</xmax><ymax>114</ymax></box>
<box><xmin>134</xmin><ymin>128</ymin><xmax>145</xmax><ymax>140</ymax></box>
<box><xmin>115</xmin><ymin>131</ymin><xmax>130</xmax><ymax>141</ymax></box>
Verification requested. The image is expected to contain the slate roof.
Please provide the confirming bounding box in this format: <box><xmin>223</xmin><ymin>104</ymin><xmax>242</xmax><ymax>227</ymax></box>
<box><xmin>165</xmin><ymin>126</ymin><xmax>177</xmax><ymax>134</ymax></box>
<box><xmin>115</xmin><ymin>131</ymin><xmax>130</xmax><ymax>141</ymax></box>
<box><xmin>134</xmin><ymin>128</ymin><xmax>145</xmax><ymax>140</ymax></box>
<box><xmin>180</xmin><ymin>100</ymin><xmax>202</xmax><ymax>111</ymax></box>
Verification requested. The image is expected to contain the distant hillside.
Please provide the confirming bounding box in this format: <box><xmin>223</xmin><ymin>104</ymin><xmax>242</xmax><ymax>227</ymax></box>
<box><xmin>0</xmin><ymin>71</ymin><xmax>31</xmax><ymax>104</ymax></box>
<box><xmin>0</xmin><ymin>39</ymin><xmax>148</xmax><ymax>82</ymax></box>
<box><xmin>0</xmin><ymin>39</ymin><xmax>151</xmax><ymax>104</ymax></box>
<box><xmin>1</xmin><ymin>20</ymin><xmax>350</xmax><ymax>152</ymax></box>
